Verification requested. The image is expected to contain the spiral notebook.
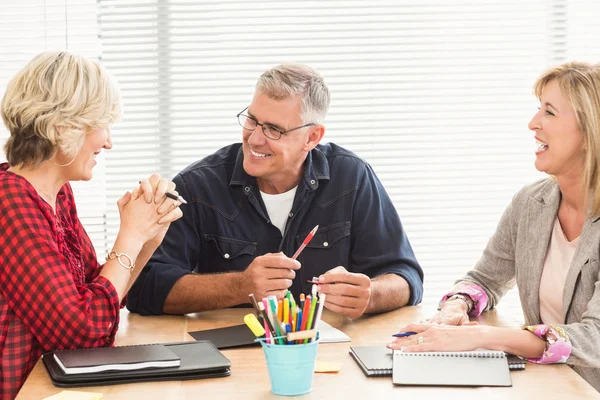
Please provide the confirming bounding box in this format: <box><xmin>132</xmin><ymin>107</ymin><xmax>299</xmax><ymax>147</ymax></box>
<box><xmin>392</xmin><ymin>350</ymin><xmax>512</xmax><ymax>387</ymax></box>
<box><xmin>349</xmin><ymin>346</ymin><xmax>394</xmax><ymax>376</ymax></box>
<box><xmin>350</xmin><ymin>346</ymin><xmax>524</xmax><ymax>378</ymax></box>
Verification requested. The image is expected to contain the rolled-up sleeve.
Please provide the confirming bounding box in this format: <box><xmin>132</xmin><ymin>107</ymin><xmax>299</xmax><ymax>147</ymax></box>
<box><xmin>350</xmin><ymin>162</ymin><xmax>424</xmax><ymax>305</ymax></box>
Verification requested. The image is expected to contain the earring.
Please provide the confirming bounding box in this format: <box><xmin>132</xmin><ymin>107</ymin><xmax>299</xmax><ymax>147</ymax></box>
<box><xmin>51</xmin><ymin>148</ymin><xmax>79</xmax><ymax>167</ymax></box>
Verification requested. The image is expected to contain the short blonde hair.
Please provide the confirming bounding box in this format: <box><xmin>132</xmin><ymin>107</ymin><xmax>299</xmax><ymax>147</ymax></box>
<box><xmin>256</xmin><ymin>63</ymin><xmax>330</xmax><ymax>125</ymax></box>
<box><xmin>2</xmin><ymin>51</ymin><xmax>121</xmax><ymax>167</ymax></box>
<box><xmin>533</xmin><ymin>61</ymin><xmax>600</xmax><ymax>216</ymax></box>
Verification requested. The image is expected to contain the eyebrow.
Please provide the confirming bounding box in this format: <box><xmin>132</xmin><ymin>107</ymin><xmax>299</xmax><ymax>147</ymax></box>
<box><xmin>247</xmin><ymin>110</ymin><xmax>285</xmax><ymax>131</ymax></box>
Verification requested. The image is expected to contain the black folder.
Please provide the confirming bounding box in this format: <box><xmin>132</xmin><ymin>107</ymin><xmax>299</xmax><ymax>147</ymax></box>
<box><xmin>43</xmin><ymin>341</ymin><xmax>231</xmax><ymax>388</ymax></box>
<box><xmin>188</xmin><ymin>324</ymin><xmax>259</xmax><ymax>349</ymax></box>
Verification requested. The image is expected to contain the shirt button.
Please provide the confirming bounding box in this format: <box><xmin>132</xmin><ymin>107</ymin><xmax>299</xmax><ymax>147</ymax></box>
<box><xmin>224</xmin><ymin>253</ymin><xmax>230</xmax><ymax>259</ymax></box>
<box><xmin>310</xmin><ymin>179</ymin><xmax>316</xmax><ymax>185</ymax></box>
<box><xmin>288</xmin><ymin>212</ymin><xmax>294</xmax><ymax>218</ymax></box>
<box><xmin>323</xmin><ymin>242</ymin><xmax>329</xmax><ymax>247</ymax></box>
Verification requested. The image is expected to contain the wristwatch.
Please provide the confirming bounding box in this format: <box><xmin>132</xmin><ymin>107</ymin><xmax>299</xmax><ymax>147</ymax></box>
<box><xmin>438</xmin><ymin>293</ymin><xmax>473</xmax><ymax>313</ymax></box>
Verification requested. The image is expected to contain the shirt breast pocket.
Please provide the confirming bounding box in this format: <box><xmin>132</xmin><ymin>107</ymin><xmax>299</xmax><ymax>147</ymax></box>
<box><xmin>203</xmin><ymin>234</ymin><xmax>257</xmax><ymax>273</ymax></box>
<box><xmin>296</xmin><ymin>221</ymin><xmax>351</xmax><ymax>274</ymax></box>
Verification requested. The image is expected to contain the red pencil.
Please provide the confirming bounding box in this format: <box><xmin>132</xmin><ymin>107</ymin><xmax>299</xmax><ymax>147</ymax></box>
<box><xmin>292</xmin><ymin>225</ymin><xmax>319</xmax><ymax>260</ymax></box>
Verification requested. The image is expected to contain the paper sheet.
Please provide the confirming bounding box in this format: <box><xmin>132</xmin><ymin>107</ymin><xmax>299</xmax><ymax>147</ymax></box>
<box><xmin>318</xmin><ymin>321</ymin><xmax>351</xmax><ymax>343</ymax></box>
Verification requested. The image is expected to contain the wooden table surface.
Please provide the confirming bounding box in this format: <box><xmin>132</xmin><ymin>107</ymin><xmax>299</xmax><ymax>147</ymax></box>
<box><xmin>16</xmin><ymin>305</ymin><xmax>600</xmax><ymax>400</ymax></box>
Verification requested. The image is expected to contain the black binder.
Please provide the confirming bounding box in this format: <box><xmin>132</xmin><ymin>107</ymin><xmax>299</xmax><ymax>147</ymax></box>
<box><xmin>43</xmin><ymin>341</ymin><xmax>231</xmax><ymax>388</ymax></box>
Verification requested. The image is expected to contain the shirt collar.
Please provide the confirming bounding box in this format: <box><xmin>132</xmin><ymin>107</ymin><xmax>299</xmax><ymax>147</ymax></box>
<box><xmin>229</xmin><ymin>145</ymin><xmax>331</xmax><ymax>191</ymax></box>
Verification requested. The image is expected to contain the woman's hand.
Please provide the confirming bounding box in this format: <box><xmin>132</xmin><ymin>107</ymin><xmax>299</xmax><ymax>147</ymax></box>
<box><xmin>117</xmin><ymin>173</ymin><xmax>183</xmax><ymax>246</ymax></box>
<box><xmin>425</xmin><ymin>299</ymin><xmax>475</xmax><ymax>326</ymax></box>
<box><xmin>387</xmin><ymin>323</ymin><xmax>487</xmax><ymax>352</ymax></box>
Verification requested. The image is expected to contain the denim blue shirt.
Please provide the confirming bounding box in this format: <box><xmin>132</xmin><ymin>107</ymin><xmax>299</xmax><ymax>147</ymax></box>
<box><xmin>127</xmin><ymin>143</ymin><xmax>424</xmax><ymax>315</ymax></box>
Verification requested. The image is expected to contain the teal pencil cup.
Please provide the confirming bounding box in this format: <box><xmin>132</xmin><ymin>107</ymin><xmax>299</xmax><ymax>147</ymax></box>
<box><xmin>260</xmin><ymin>339</ymin><xmax>319</xmax><ymax>396</ymax></box>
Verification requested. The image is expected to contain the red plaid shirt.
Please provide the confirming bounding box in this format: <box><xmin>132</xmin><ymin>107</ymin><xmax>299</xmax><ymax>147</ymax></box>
<box><xmin>0</xmin><ymin>163</ymin><xmax>121</xmax><ymax>399</ymax></box>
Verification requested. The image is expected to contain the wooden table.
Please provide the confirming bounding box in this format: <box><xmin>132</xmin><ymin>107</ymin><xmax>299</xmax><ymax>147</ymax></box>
<box><xmin>16</xmin><ymin>305</ymin><xmax>600</xmax><ymax>400</ymax></box>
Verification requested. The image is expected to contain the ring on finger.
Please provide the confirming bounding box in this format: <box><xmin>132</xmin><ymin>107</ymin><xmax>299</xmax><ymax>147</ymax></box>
<box><xmin>417</xmin><ymin>336</ymin><xmax>424</xmax><ymax>344</ymax></box>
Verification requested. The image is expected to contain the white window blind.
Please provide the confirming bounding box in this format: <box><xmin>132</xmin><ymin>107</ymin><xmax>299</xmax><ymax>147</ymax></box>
<box><xmin>0</xmin><ymin>0</ymin><xmax>108</xmax><ymax>258</ymax></box>
<box><xmin>567</xmin><ymin>0</ymin><xmax>600</xmax><ymax>61</ymax></box>
<box><xmin>2</xmin><ymin>1</ymin><xmax>598</xmax><ymax>314</ymax></box>
<box><xmin>38</xmin><ymin>0</ymin><xmax>594</xmax><ymax>314</ymax></box>
<box><xmin>96</xmin><ymin>0</ymin><xmax>592</xmax><ymax>313</ymax></box>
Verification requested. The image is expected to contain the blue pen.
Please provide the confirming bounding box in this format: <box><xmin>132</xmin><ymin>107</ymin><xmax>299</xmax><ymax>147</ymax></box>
<box><xmin>285</xmin><ymin>323</ymin><xmax>292</xmax><ymax>345</ymax></box>
<box><xmin>392</xmin><ymin>331</ymin><xmax>417</xmax><ymax>337</ymax></box>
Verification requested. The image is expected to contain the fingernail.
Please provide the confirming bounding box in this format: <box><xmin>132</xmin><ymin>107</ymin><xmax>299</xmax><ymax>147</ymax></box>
<box><xmin>400</xmin><ymin>347</ymin><xmax>407</xmax><ymax>352</ymax></box>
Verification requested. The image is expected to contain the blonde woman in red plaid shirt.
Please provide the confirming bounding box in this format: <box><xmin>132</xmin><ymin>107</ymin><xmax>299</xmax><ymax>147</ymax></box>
<box><xmin>0</xmin><ymin>51</ymin><xmax>183</xmax><ymax>399</ymax></box>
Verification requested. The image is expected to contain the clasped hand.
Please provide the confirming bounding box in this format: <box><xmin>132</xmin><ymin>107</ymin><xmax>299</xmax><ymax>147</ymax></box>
<box><xmin>117</xmin><ymin>173</ymin><xmax>183</xmax><ymax>246</ymax></box>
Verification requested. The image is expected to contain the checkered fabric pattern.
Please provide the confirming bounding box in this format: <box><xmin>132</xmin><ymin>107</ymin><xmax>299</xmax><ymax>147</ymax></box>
<box><xmin>0</xmin><ymin>163</ymin><xmax>121</xmax><ymax>399</ymax></box>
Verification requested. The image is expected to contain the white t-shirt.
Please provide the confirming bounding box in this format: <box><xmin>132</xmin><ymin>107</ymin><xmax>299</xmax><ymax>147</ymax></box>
<box><xmin>539</xmin><ymin>217</ymin><xmax>580</xmax><ymax>324</ymax></box>
<box><xmin>260</xmin><ymin>186</ymin><xmax>298</xmax><ymax>235</ymax></box>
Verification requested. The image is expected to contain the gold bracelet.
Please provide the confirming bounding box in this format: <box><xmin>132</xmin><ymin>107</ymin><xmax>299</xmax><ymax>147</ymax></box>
<box><xmin>106</xmin><ymin>251</ymin><xmax>135</xmax><ymax>274</ymax></box>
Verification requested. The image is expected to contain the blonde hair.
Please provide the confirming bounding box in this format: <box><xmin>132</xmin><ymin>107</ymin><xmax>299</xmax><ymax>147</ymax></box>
<box><xmin>1</xmin><ymin>51</ymin><xmax>121</xmax><ymax>167</ymax></box>
<box><xmin>256</xmin><ymin>63</ymin><xmax>330</xmax><ymax>124</ymax></box>
<box><xmin>533</xmin><ymin>61</ymin><xmax>600</xmax><ymax>216</ymax></box>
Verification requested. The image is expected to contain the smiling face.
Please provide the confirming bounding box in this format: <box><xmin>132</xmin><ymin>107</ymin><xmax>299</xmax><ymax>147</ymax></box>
<box><xmin>529</xmin><ymin>80</ymin><xmax>585</xmax><ymax>180</ymax></box>
<box><xmin>63</xmin><ymin>127</ymin><xmax>112</xmax><ymax>181</ymax></box>
<box><xmin>242</xmin><ymin>91</ymin><xmax>319</xmax><ymax>193</ymax></box>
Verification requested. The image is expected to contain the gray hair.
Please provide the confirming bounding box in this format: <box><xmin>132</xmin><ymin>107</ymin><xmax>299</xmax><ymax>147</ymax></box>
<box><xmin>256</xmin><ymin>64</ymin><xmax>330</xmax><ymax>124</ymax></box>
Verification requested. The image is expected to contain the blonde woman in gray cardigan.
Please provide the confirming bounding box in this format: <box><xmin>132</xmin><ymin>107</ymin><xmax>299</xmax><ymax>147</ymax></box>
<box><xmin>389</xmin><ymin>62</ymin><xmax>600</xmax><ymax>392</ymax></box>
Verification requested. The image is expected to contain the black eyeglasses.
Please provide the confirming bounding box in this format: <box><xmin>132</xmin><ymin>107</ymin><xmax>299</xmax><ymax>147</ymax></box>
<box><xmin>236</xmin><ymin>107</ymin><xmax>316</xmax><ymax>140</ymax></box>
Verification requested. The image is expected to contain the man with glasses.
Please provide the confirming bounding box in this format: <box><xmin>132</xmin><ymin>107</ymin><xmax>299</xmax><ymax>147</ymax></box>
<box><xmin>127</xmin><ymin>64</ymin><xmax>423</xmax><ymax>318</ymax></box>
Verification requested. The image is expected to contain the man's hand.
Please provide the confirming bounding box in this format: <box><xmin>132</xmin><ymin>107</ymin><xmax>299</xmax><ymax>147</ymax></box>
<box><xmin>238</xmin><ymin>253</ymin><xmax>301</xmax><ymax>301</ymax></box>
<box><xmin>317</xmin><ymin>266</ymin><xmax>371</xmax><ymax>319</ymax></box>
